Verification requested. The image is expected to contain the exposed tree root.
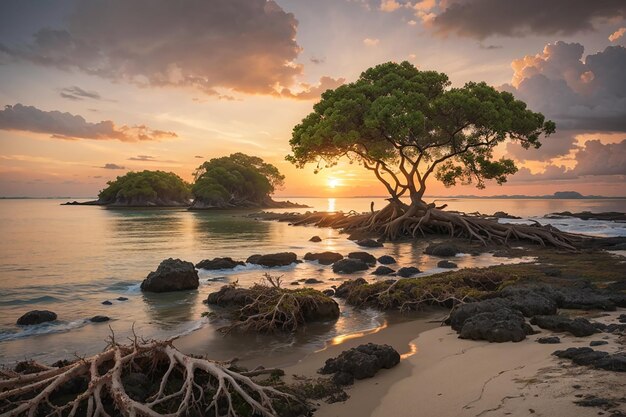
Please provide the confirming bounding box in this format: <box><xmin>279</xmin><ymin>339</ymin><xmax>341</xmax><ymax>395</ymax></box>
<box><xmin>263</xmin><ymin>202</ymin><xmax>584</xmax><ymax>250</ymax></box>
<box><xmin>0</xmin><ymin>336</ymin><xmax>298</xmax><ymax>417</ymax></box>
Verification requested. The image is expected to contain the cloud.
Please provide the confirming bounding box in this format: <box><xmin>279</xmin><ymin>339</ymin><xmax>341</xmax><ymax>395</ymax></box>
<box><xmin>310</xmin><ymin>56</ymin><xmax>325</xmax><ymax>65</ymax></box>
<box><xmin>194</xmin><ymin>155</ymin><xmax>204</xmax><ymax>159</ymax></box>
<box><xmin>573</xmin><ymin>139</ymin><xmax>626</xmax><ymax>176</ymax></box>
<box><xmin>363</xmin><ymin>38</ymin><xmax>380</xmax><ymax>46</ymax></box>
<box><xmin>479</xmin><ymin>44</ymin><xmax>502</xmax><ymax>50</ymax></box>
<box><xmin>380</xmin><ymin>0</ymin><xmax>402</xmax><ymax>12</ymax></box>
<box><xmin>280</xmin><ymin>76</ymin><xmax>346</xmax><ymax>100</ymax></box>
<box><xmin>59</xmin><ymin>86</ymin><xmax>101</xmax><ymax>101</ymax></box>
<box><xmin>430</xmin><ymin>0</ymin><xmax>626</xmax><ymax>39</ymax></box>
<box><xmin>609</xmin><ymin>27</ymin><xmax>626</xmax><ymax>42</ymax></box>
<box><xmin>0</xmin><ymin>0</ymin><xmax>306</xmax><ymax>97</ymax></box>
<box><xmin>101</xmin><ymin>163</ymin><xmax>125</xmax><ymax>170</ymax></box>
<box><xmin>506</xmin><ymin>131</ymin><xmax>578</xmax><ymax>162</ymax></box>
<box><xmin>510</xmin><ymin>139</ymin><xmax>626</xmax><ymax>182</ymax></box>
<box><xmin>0</xmin><ymin>103</ymin><xmax>177</xmax><ymax>142</ymax></box>
<box><xmin>128</xmin><ymin>155</ymin><xmax>155</xmax><ymax>161</ymax></box>
<box><xmin>501</xmin><ymin>42</ymin><xmax>626</xmax><ymax>132</ymax></box>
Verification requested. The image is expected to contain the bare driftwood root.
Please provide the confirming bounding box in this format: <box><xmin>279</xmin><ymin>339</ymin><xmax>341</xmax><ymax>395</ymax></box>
<box><xmin>219</xmin><ymin>276</ymin><xmax>337</xmax><ymax>334</ymax></box>
<box><xmin>284</xmin><ymin>203</ymin><xmax>582</xmax><ymax>250</ymax></box>
<box><xmin>0</xmin><ymin>337</ymin><xmax>297</xmax><ymax>417</ymax></box>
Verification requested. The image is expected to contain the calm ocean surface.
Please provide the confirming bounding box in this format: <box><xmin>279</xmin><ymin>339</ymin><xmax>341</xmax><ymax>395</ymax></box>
<box><xmin>1</xmin><ymin>197</ymin><xmax>625</xmax><ymax>365</ymax></box>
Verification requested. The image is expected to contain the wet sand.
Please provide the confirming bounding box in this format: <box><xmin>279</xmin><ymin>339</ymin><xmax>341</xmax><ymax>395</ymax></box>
<box><xmin>305</xmin><ymin>309</ymin><xmax>626</xmax><ymax>417</ymax></box>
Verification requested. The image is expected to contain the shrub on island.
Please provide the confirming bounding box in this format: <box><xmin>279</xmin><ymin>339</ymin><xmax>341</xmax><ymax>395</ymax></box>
<box><xmin>97</xmin><ymin>170</ymin><xmax>191</xmax><ymax>207</ymax></box>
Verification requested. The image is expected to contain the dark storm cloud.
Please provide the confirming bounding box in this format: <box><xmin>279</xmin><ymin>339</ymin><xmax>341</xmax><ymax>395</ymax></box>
<box><xmin>432</xmin><ymin>0</ymin><xmax>626</xmax><ymax>39</ymax></box>
<box><xmin>0</xmin><ymin>0</ymin><xmax>337</xmax><ymax>99</ymax></box>
<box><xmin>502</xmin><ymin>42</ymin><xmax>626</xmax><ymax>132</ymax></box>
<box><xmin>0</xmin><ymin>103</ymin><xmax>177</xmax><ymax>142</ymax></box>
<box><xmin>59</xmin><ymin>86</ymin><xmax>101</xmax><ymax>101</ymax></box>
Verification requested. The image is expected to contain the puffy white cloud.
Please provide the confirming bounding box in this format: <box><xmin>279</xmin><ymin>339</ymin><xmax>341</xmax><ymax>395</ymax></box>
<box><xmin>502</xmin><ymin>42</ymin><xmax>626</xmax><ymax>132</ymax></box>
<box><xmin>279</xmin><ymin>76</ymin><xmax>346</xmax><ymax>100</ymax></box>
<box><xmin>0</xmin><ymin>0</ymin><xmax>338</xmax><ymax>98</ymax></box>
<box><xmin>0</xmin><ymin>104</ymin><xmax>177</xmax><ymax>142</ymax></box>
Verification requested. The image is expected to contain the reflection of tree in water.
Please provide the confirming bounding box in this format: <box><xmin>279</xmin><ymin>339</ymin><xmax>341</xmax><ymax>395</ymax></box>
<box><xmin>105</xmin><ymin>208</ymin><xmax>186</xmax><ymax>238</ymax></box>
<box><xmin>190</xmin><ymin>210</ymin><xmax>272</xmax><ymax>244</ymax></box>
<box><xmin>141</xmin><ymin>290</ymin><xmax>198</xmax><ymax>329</ymax></box>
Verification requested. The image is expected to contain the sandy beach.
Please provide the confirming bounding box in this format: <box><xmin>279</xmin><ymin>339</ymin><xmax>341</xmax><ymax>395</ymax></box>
<box><xmin>280</xmin><ymin>309</ymin><xmax>626</xmax><ymax>417</ymax></box>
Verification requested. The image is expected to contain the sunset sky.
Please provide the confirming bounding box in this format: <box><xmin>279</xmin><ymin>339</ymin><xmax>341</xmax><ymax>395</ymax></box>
<box><xmin>0</xmin><ymin>0</ymin><xmax>625</xmax><ymax>198</ymax></box>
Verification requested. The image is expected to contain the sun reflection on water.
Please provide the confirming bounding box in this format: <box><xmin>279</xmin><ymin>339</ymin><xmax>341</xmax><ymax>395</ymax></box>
<box><xmin>400</xmin><ymin>342</ymin><xmax>418</xmax><ymax>360</ymax></box>
<box><xmin>315</xmin><ymin>320</ymin><xmax>389</xmax><ymax>353</ymax></box>
<box><xmin>327</xmin><ymin>198</ymin><xmax>336</xmax><ymax>213</ymax></box>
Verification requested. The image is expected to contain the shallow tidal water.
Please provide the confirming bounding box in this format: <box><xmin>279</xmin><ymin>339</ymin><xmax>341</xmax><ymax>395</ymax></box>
<box><xmin>1</xmin><ymin>197</ymin><xmax>625</xmax><ymax>365</ymax></box>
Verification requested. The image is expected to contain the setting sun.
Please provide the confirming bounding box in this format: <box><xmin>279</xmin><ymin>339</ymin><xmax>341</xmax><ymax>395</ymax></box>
<box><xmin>327</xmin><ymin>178</ymin><xmax>340</xmax><ymax>189</ymax></box>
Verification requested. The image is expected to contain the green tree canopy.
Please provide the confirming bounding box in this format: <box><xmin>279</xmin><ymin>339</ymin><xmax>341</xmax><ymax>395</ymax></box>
<box><xmin>287</xmin><ymin>61</ymin><xmax>555</xmax><ymax>206</ymax></box>
<box><xmin>98</xmin><ymin>170</ymin><xmax>191</xmax><ymax>206</ymax></box>
<box><xmin>192</xmin><ymin>153</ymin><xmax>285</xmax><ymax>207</ymax></box>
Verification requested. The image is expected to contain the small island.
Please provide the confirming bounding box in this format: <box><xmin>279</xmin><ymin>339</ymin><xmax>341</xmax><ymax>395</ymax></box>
<box><xmin>63</xmin><ymin>153</ymin><xmax>308</xmax><ymax>209</ymax></box>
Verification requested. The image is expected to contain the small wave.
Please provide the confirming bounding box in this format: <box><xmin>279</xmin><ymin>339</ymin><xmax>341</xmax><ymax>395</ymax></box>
<box><xmin>0</xmin><ymin>295</ymin><xmax>61</xmax><ymax>306</ymax></box>
<box><xmin>105</xmin><ymin>281</ymin><xmax>140</xmax><ymax>292</ymax></box>
<box><xmin>171</xmin><ymin>318</ymin><xmax>207</xmax><ymax>338</ymax></box>
<box><xmin>123</xmin><ymin>283</ymin><xmax>142</xmax><ymax>293</ymax></box>
<box><xmin>0</xmin><ymin>319</ymin><xmax>89</xmax><ymax>342</ymax></box>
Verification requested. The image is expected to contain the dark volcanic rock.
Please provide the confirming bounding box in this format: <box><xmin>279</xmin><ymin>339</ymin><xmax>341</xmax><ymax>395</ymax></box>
<box><xmin>554</xmin><ymin>347</ymin><xmax>609</xmax><ymax>366</ymax></box>
<box><xmin>437</xmin><ymin>260</ymin><xmax>457</xmax><ymax>268</ymax></box>
<box><xmin>348</xmin><ymin>252</ymin><xmax>377</xmax><ymax>265</ymax></box>
<box><xmin>319</xmin><ymin>343</ymin><xmax>400</xmax><ymax>384</ymax></box>
<box><xmin>322</xmin><ymin>289</ymin><xmax>335</xmax><ymax>297</ymax></box>
<box><xmin>195</xmin><ymin>257</ymin><xmax>244</xmax><ymax>270</ymax></box>
<box><xmin>500</xmin><ymin>287</ymin><xmax>558</xmax><ymax>317</ymax></box>
<box><xmin>16</xmin><ymin>310</ymin><xmax>57</xmax><ymax>325</ymax></box>
<box><xmin>206</xmin><ymin>285</ymin><xmax>253</xmax><ymax>307</ymax></box>
<box><xmin>102</xmin><ymin>300</ymin><xmax>112</xmax><ymax>305</ymax></box>
<box><xmin>503</xmin><ymin>283</ymin><xmax>622</xmax><ymax>311</ymax></box>
<box><xmin>449</xmin><ymin>298</ymin><xmax>511</xmax><ymax>331</ymax></box>
<box><xmin>116</xmin><ymin>297</ymin><xmax>128</xmax><ymax>301</ymax></box>
<box><xmin>334</xmin><ymin>278</ymin><xmax>368</xmax><ymax>298</ymax></box>
<box><xmin>424</xmin><ymin>242</ymin><xmax>460</xmax><ymax>257</ymax></box>
<box><xmin>356</xmin><ymin>239</ymin><xmax>383</xmax><ymax>248</ymax></box>
<box><xmin>141</xmin><ymin>258</ymin><xmax>199</xmax><ymax>293</ymax></box>
<box><xmin>573</xmin><ymin>396</ymin><xmax>617</xmax><ymax>409</ymax></box>
<box><xmin>90</xmin><ymin>315</ymin><xmax>110</xmax><ymax>323</ymax></box>
<box><xmin>246</xmin><ymin>252</ymin><xmax>298</xmax><ymax>267</ymax></box>
<box><xmin>377</xmin><ymin>255</ymin><xmax>396</xmax><ymax>265</ymax></box>
<box><xmin>372</xmin><ymin>266</ymin><xmax>395</xmax><ymax>276</ymax></box>
<box><xmin>459</xmin><ymin>308</ymin><xmax>532</xmax><ymax>342</ymax></box>
<box><xmin>590</xmin><ymin>340</ymin><xmax>608</xmax><ymax>346</ymax></box>
<box><xmin>537</xmin><ymin>336</ymin><xmax>561</xmax><ymax>344</ymax></box>
<box><xmin>309</xmin><ymin>235</ymin><xmax>322</xmax><ymax>242</ymax></box>
<box><xmin>332</xmin><ymin>258</ymin><xmax>369</xmax><ymax>274</ymax></box>
<box><xmin>304</xmin><ymin>252</ymin><xmax>343</xmax><ymax>265</ymax></box>
<box><xmin>531</xmin><ymin>315</ymin><xmax>598</xmax><ymax>337</ymax></box>
<box><xmin>396</xmin><ymin>266</ymin><xmax>421</xmax><ymax>278</ymax></box>
<box><xmin>304</xmin><ymin>278</ymin><xmax>324</xmax><ymax>284</ymax></box>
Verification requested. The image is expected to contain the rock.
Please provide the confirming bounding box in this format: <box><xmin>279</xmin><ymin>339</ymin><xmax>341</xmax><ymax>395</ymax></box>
<box><xmin>619</xmin><ymin>314</ymin><xmax>626</xmax><ymax>323</ymax></box>
<box><xmin>593</xmin><ymin>354</ymin><xmax>626</xmax><ymax>372</ymax></box>
<box><xmin>356</xmin><ymin>239</ymin><xmax>383</xmax><ymax>248</ymax></box>
<box><xmin>541</xmin><ymin>267</ymin><xmax>562</xmax><ymax>277</ymax></box>
<box><xmin>574</xmin><ymin>396</ymin><xmax>617</xmax><ymax>409</ymax></box>
<box><xmin>553</xmin><ymin>347</ymin><xmax>609</xmax><ymax>366</ymax></box>
<box><xmin>301</xmin><ymin>297</ymin><xmax>340</xmax><ymax>322</ymax></box>
<box><xmin>396</xmin><ymin>266</ymin><xmax>421</xmax><ymax>278</ymax></box>
<box><xmin>309</xmin><ymin>235</ymin><xmax>322</xmax><ymax>242</ymax></box>
<box><xmin>141</xmin><ymin>258</ymin><xmax>199</xmax><ymax>293</ymax></box>
<box><xmin>334</xmin><ymin>278</ymin><xmax>368</xmax><ymax>298</ymax></box>
<box><xmin>459</xmin><ymin>308</ymin><xmax>533</xmax><ymax>342</ymax></box>
<box><xmin>332</xmin><ymin>258</ymin><xmax>369</xmax><ymax>274</ymax></box>
<box><xmin>492</xmin><ymin>211</ymin><xmax>521</xmax><ymax>219</ymax></box>
<box><xmin>437</xmin><ymin>260</ymin><xmax>457</xmax><ymax>268</ymax></box>
<box><xmin>537</xmin><ymin>336</ymin><xmax>561</xmax><ymax>344</ymax></box>
<box><xmin>449</xmin><ymin>298</ymin><xmax>511</xmax><ymax>331</ymax></box>
<box><xmin>195</xmin><ymin>257</ymin><xmax>244</xmax><ymax>270</ymax></box>
<box><xmin>332</xmin><ymin>372</ymin><xmax>354</xmax><ymax>386</ymax></box>
<box><xmin>504</xmin><ymin>283</ymin><xmax>620</xmax><ymax>312</ymax></box>
<box><xmin>206</xmin><ymin>285</ymin><xmax>253</xmax><ymax>307</ymax></box>
<box><xmin>377</xmin><ymin>255</ymin><xmax>396</xmax><ymax>265</ymax></box>
<box><xmin>304</xmin><ymin>278</ymin><xmax>324</xmax><ymax>284</ymax></box>
<box><xmin>90</xmin><ymin>315</ymin><xmax>110</xmax><ymax>323</ymax></box>
<box><xmin>116</xmin><ymin>297</ymin><xmax>128</xmax><ymax>301</ymax></box>
<box><xmin>348</xmin><ymin>251</ymin><xmax>377</xmax><ymax>265</ymax></box>
<box><xmin>322</xmin><ymin>289</ymin><xmax>335</xmax><ymax>297</ymax></box>
<box><xmin>424</xmin><ymin>242</ymin><xmax>460</xmax><ymax>257</ymax></box>
<box><xmin>319</xmin><ymin>343</ymin><xmax>400</xmax><ymax>383</ymax></box>
<box><xmin>16</xmin><ymin>310</ymin><xmax>57</xmax><ymax>325</ymax></box>
<box><xmin>372</xmin><ymin>266</ymin><xmax>395</xmax><ymax>276</ymax></box>
<box><xmin>290</xmin><ymin>281</ymin><xmax>300</xmax><ymax>286</ymax></box>
<box><xmin>246</xmin><ymin>252</ymin><xmax>298</xmax><ymax>267</ymax></box>
<box><xmin>530</xmin><ymin>315</ymin><xmax>598</xmax><ymax>337</ymax></box>
<box><xmin>304</xmin><ymin>252</ymin><xmax>343</xmax><ymax>265</ymax></box>
<box><xmin>499</xmin><ymin>287</ymin><xmax>558</xmax><ymax>317</ymax></box>
<box><xmin>102</xmin><ymin>300</ymin><xmax>113</xmax><ymax>305</ymax></box>
<box><xmin>590</xmin><ymin>340</ymin><xmax>608</xmax><ymax>346</ymax></box>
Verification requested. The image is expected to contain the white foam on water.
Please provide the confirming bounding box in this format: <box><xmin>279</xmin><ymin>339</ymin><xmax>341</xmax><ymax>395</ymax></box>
<box><xmin>0</xmin><ymin>319</ymin><xmax>89</xmax><ymax>342</ymax></box>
